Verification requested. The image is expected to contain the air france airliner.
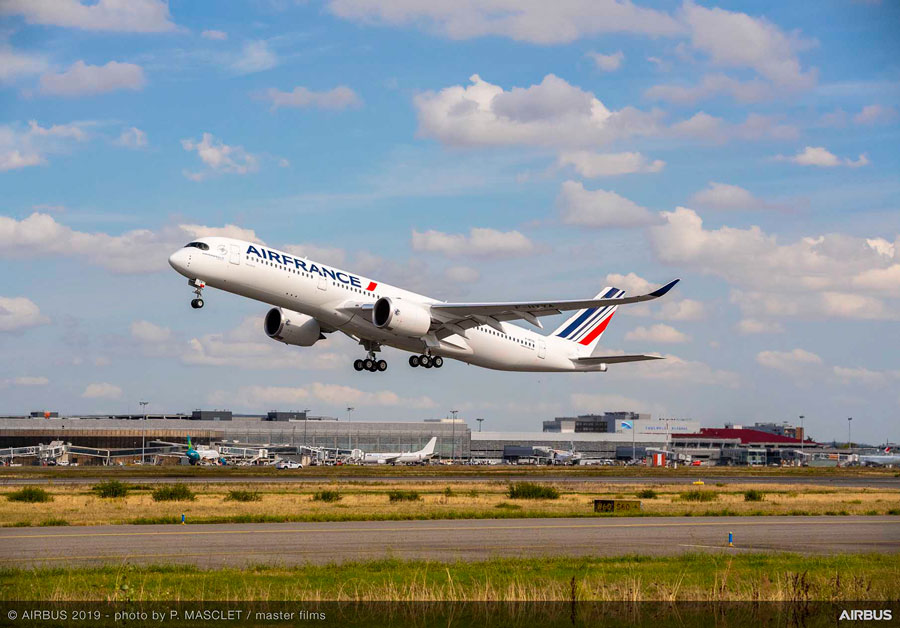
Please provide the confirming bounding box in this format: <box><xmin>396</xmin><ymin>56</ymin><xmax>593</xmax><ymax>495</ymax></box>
<box><xmin>168</xmin><ymin>237</ymin><xmax>680</xmax><ymax>373</ymax></box>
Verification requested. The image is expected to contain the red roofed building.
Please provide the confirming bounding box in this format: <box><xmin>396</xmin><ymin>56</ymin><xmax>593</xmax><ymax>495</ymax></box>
<box><xmin>673</xmin><ymin>428</ymin><xmax>805</xmax><ymax>446</ymax></box>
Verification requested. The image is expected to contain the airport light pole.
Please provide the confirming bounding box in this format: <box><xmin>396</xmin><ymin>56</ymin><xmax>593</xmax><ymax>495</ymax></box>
<box><xmin>476</xmin><ymin>418</ymin><xmax>484</xmax><ymax>432</ymax></box>
<box><xmin>139</xmin><ymin>401</ymin><xmax>149</xmax><ymax>464</ymax></box>
<box><xmin>346</xmin><ymin>407</ymin><xmax>354</xmax><ymax>451</ymax></box>
<box><xmin>798</xmin><ymin>415</ymin><xmax>805</xmax><ymax>458</ymax></box>
<box><xmin>847</xmin><ymin>417</ymin><xmax>853</xmax><ymax>450</ymax></box>
<box><xmin>303</xmin><ymin>408</ymin><xmax>310</xmax><ymax>446</ymax></box>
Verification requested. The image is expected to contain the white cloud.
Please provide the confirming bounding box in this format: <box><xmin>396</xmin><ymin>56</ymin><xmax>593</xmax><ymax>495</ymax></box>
<box><xmin>0</xmin><ymin>0</ymin><xmax>179</xmax><ymax>32</ymax></box>
<box><xmin>209</xmin><ymin>383</ymin><xmax>436</xmax><ymax>409</ymax></box>
<box><xmin>736</xmin><ymin>319</ymin><xmax>784</xmax><ymax>334</ymax></box>
<box><xmin>604</xmin><ymin>272</ymin><xmax>655</xmax><ymax>295</ymax></box>
<box><xmin>756</xmin><ymin>348</ymin><xmax>822</xmax><ymax>376</ymax></box>
<box><xmin>603</xmin><ymin>273</ymin><xmax>703</xmax><ymax>320</ymax></box>
<box><xmin>231</xmin><ymin>40</ymin><xmax>278</xmax><ymax>74</ymax></box>
<box><xmin>445</xmin><ymin>266</ymin><xmax>480</xmax><ymax>283</ymax></box>
<box><xmin>833</xmin><ymin>366</ymin><xmax>900</xmax><ymax>387</ymax></box>
<box><xmin>258</xmin><ymin>86</ymin><xmax>362</xmax><ymax>110</ymax></box>
<box><xmin>414</xmin><ymin>74</ymin><xmax>663</xmax><ymax>149</ymax></box>
<box><xmin>646</xmin><ymin>73</ymin><xmax>771</xmax><ymax>104</ymax></box>
<box><xmin>624</xmin><ymin>323</ymin><xmax>689</xmax><ymax>343</ymax></box>
<box><xmin>411</xmin><ymin>227</ymin><xmax>535</xmax><ymax>258</ymax></box>
<box><xmin>114</xmin><ymin>126</ymin><xmax>147</xmax><ymax>148</ymax></box>
<box><xmin>39</xmin><ymin>60</ymin><xmax>146</xmax><ymax>96</ymax></box>
<box><xmin>657</xmin><ymin>299</ymin><xmax>705</xmax><ymax>321</ymax></box>
<box><xmin>680</xmin><ymin>2</ymin><xmax>816</xmax><ymax>89</ymax></box>
<box><xmin>587</xmin><ymin>50</ymin><xmax>624</xmax><ymax>71</ymax></box>
<box><xmin>326</xmin><ymin>0</ymin><xmax>682</xmax><ymax>44</ymax></box>
<box><xmin>853</xmin><ymin>104</ymin><xmax>898</xmax><ymax>126</ymax></box>
<box><xmin>0</xmin><ymin>212</ymin><xmax>260</xmax><ymax>274</ymax></box>
<box><xmin>0</xmin><ymin>45</ymin><xmax>48</xmax><ymax>82</ymax></box>
<box><xmin>13</xmin><ymin>376</ymin><xmax>49</xmax><ymax>386</ymax></box>
<box><xmin>671</xmin><ymin>111</ymin><xmax>798</xmax><ymax>143</ymax></box>
<box><xmin>81</xmin><ymin>382</ymin><xmax>122</xmax><ymax>399</ymax></box>
<box><xmin>630</xmin><ymin>353</ymin><xmax>739</xmax><ymax>387</ymax></box>
<box><xmin>690</xmin><ymin>181</ymin><xmax>783</xmax><ymax>211</ymax></box>
<box><xmin>179</xmin><ymin>223</ymin><xmax>262</xmax><ymax>243</ymax></box>
<box><xmin>650</xmin><ymin>207</ymin><xmax>900</xmax><ymax>321</ymax></box>
<box><xmin>0</xmin><ymin>120</ymin><xmax>90</xmax><ymax>171</ymax></box>
<box><xmin>130</xmin><ymin>320</ymin><xmax>172</xmax><ymax>344</ymax></box>
<box><xmin>557</xmin><ymin>151</ymin><xmax>664</xmax><ymax>177</ymax></box>
<box><xmin>778</xmin><ymin>146</ymin><xmax>869</xmax><ymax>168</ymax></box>
<box><xmin>181</xmin><ymin>133</ymin><xmax>260</xmax><ymax>180</ymax></box>
<box><xmin>201</xmin><ymin>29</ymin><xmax>228</xmax><ymax>40</ymax></box>
<box><xmin>557</xmin><ymin>180</ymin><xmax>659</xmax><ymax>228</ymax></box>
<box><xmin>0</xmin><ymin>297</ymin><xmax>50</xmax><ymax>332</ymax></box>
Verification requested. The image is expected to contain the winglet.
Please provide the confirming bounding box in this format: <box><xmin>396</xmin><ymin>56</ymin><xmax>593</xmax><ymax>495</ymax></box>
<box><xmin>650</xmin><ymin>278</ymin><xmax>680</xmax><ymax>298</ymax></box>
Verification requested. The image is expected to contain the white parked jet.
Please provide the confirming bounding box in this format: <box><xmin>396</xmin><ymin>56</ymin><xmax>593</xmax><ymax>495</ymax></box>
<box><xmin>168</xmin><ymin>237</ymin><xmax>679</xmax><ymax>373</ymax></box>
<box><xmin>362</xmin><ymin>437</ymin><xmax>438</xmax><ymax>464</ymax></box>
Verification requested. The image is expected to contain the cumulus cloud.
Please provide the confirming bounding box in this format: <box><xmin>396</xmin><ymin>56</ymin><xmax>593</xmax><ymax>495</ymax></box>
<box><xmin>411</xmin><ymin>227</ymin><xmax>535</xmax><ymax>258</ymax></box>
<box><xmin>588</xmin><ymin>50</ymin><xmax>624</xmax><ymax>71</ymax></box>
<box><xmin>557</xmin><ymin>180</ymin><xmax>659</xmax><ymax>228</ymax></box>
<box><xmin>231</xmin><ymin>40</ymin><xmax>278</xmax><ymax>74</ymax></box>
<box><xmin>630</xmin><ymin>353</ymin><xmax>739</xmax><ymax>387</ymax></box>
<box><xmin>179</xmin><ymin>223</ymin><xmax>262</xmax><ymax>243</ymax></box>
<box><xmin>414</xmin><ymin>74</ymin><xmax>663</xmax><ymax>148</ymax></box>
<box><xmin>657</xmin><ymin>299</ymin><xmax>705</xmax><ymax>321</ymax></box>
<box><xmin>0</xmin><ymin>45</ymin><xmax>48</xmax><ymax>82</ymax></box>
<box><xmin>0</xmin><ymin>296</ymin><xmax>50</xmax><ymax>332</ymax></box>
<box><xmin>680</xmin><ymin>1</ymin><xmax>816</xmax><ymax>89</ymax></box>
<box><xmin>557</xmin><ymin>151</ymin><xmax>664</xmax><ymax>177</ymax></box>
<box><xmin>0</xmin><ymin>0</ymin><xmax>179</xmax><ymax>32</ymax></box>
<box><xmin>671</xmin><ymin>111</ymin><xmax>798</xmax><ymax>143</ymax></box>
<box><xmin>0</xmin><ymin>212</ymin><xmax>259</xmax><ymax>274</ymax></box>
<box><xmin>258</xmin><ymin>86</ymin><xmax>362</xmax><ymax>110</ymax></box>
<box><xmin>326</xmin><ymin>0</ymin><xmax>682</xmax><ymax>44</ymax></box>
<box><xmin>130</xmin><ymin>320</ymin><xmax>173</xmax><ymax>344</ymax></box>
<box><xmin>853</xmin><ymin>104</ymin><xmax>898</xmax><ymax>126</ymax></box>
<box><xmin>209</xmin><ymin>383</ymin><xmax>436</xmax><ymax>409</ymax></box>
<box><xmin>690</xmin><ymin>181</ymin><xmax>784</xmax><ymax>211</ymax></box>
<box><xmin>114</xmin><ymin>126</ymin><xmax>147</xmax><ymax>148</ymax></box>
<box><xmin>201</xmin><ymin>29</ymin><xmax>228</xmax><ymax>40</ymax></box>
<box><xmin>736</xmin><ymin>319</ymin><xmax>784</xmax><ymax>334</ymax></box>
<box><xmin>81</xmin><ymin>382</ymin><xmax>122</xmax><ymax>399</ymax></box>
<box><xmin>0</xmin><ymin>120</ymin><xmax>90</xmax><ymax>171</ymax></box>
<box><xmin>445</xmin><ymin>266</ymin><xmax>480</xmax><ymax>283</ymax></box>
<box><xmin>756</xmin><ymin>348</ymin><xmax>822</xmax><ymax>376</ymax></box>
<box><xmin>624</xmin><ymin>323</ymin><xmax>689</xmax><ymax>343</ymax></box>
<box><xmin>646</xmin><ymin>73</ymin><xmax>772</xmax><ymax>105</ymax></box>
<box><xmin>603</xmin><ymin>272</ymin><xmax>703</xmax><ymax>321</ymax></box>
<box><xmin>181</xmin><ymin>132</ymin><xmax>260</xmax><ymax>180</ymax></box>
<box><xmin>39</xmin><ymin>60</ymin><xmax>146</xmax><ymax>96</ymax></box>
<box><xmin>777</xmin><ymin>146</ymin><xmax>869</xmax><ymax>168</ymax></box>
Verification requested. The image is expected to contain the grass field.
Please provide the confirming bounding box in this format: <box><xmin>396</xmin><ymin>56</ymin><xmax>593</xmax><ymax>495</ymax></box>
<box><xmin>2</xmin><ymin>480</ymin><xmax>897</xmax><ymax>526</ymax></box>
<box><xmin>1</xmin><ymin>553</ymin><xmax>896</xmax><ymax>601</ymax></box>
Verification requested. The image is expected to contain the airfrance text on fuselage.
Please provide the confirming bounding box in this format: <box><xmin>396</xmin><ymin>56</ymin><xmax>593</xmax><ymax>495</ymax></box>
<box><xmin>247</xmin><ymin>245</ymin><xmax>371</xmax><ymax>290</ymax></box>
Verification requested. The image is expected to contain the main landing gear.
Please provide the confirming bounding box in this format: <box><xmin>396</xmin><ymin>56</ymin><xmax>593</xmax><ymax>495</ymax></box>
<box><xmin>409</xmin><ymin>355</ymin><xmax>443</xmax><ymax>369</ymax></box>
<box><xmin>354</xmin><ymin>341</ymin><xmax>387</xmax><ymax>373</ymax></box>
<box><xmin>189</xmin><ymin>279</ymin><xmax>205</xmax><ymax>309</ymax></box>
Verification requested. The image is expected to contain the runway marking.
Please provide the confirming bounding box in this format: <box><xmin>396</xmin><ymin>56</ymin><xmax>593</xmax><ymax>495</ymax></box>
<box><xmin>0</xmin><ymin>518</ymin><xmax>895</xmax><ymax>540</ymax></box>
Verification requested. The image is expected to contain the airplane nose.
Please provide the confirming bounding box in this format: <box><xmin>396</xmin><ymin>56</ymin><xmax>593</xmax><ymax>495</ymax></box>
<box><xmin>168</xmin><ymin>249</ymin><xmax>185</xmax><ymax>272</ymax></box>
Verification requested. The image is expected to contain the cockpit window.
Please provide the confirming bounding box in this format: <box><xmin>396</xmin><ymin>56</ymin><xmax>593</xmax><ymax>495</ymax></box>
<box><xmin>184</xmin><ymin>242</ymin><xmax>209</xmax><ymax>250</ymax></box>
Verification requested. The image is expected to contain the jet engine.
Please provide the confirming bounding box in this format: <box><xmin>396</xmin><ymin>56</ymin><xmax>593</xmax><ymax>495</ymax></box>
<box><xmin>372</xmin><ymin>297</ymin><xmax>432</xmax><ymax>337</ymax></box>
<box><xmin>264</xmin><ymin>308</ymin><xmax>324</xmax><ymax>347</ymax></box>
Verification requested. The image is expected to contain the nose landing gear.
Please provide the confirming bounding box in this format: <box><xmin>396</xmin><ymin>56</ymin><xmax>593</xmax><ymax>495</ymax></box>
<box><xmin>188</xmin><ymin>279</ymin><xmax>206</xmax><ymax>309</ymax></box>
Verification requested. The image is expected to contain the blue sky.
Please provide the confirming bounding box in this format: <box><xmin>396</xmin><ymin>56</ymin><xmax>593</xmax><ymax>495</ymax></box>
<box><xmin>1</xmin><ymin>0</ymin><xmax>898</xmax><ymax>443</ymax></box>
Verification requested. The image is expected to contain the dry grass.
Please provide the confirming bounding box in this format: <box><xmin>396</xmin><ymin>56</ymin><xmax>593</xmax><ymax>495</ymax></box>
<box><xmin>1</xmin><ymin>554</ymin><xmax>897</xmax><ymax>601</ymax></box>
<box><xmin>0</xmin><ymin>481</ymin><xmax>897</xmax><ymax>526</ymax></box>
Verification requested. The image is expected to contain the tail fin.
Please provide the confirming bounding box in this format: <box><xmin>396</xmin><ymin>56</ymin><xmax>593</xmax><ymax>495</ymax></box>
<box><xmin>552</xmin><ymin>286</ymin><xmax>624</xmax><ymax>356</ymax></box>
<box><xmin>187</xmin><ymin>436</ymin><xmax>193</xmax><ymax>450</ymax></box>
<box><xmin>420</xmin><ymin>437</ymin><xmax>437</xmax><ymax>456</ymax></box>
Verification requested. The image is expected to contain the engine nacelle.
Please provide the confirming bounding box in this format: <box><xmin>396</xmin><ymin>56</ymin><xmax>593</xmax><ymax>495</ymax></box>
<box><xmin>597</xmin><ymin>363</ymin><xmax>608</xmax><ymax>372</ymax></box>
<box><xmin>372</xmin><ymin>297</ymin><xmax>432</xmax><ymax>337</ymax></box>
<box><xmin>264</xmin><ymin>308</ymin><xmax>323</xmax><ymax>347</ymax></box>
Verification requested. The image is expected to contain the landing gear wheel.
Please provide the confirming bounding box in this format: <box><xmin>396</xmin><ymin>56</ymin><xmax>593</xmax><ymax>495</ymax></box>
<box><xmin>409</xmin><ymin>355</ymin><xmax>420</xmax><ymax>368</ymax></box>
<box><xmin>420</xmin><ymin>355</ymin><xmax>432</xmax><ymax>368</ymax></box>
<box><xmin>432</xmin><ymin>356</ymin><xmax>443</xmax><ymax>368</ymax></box>
<box><xmin>364</xmin><ymin>358</ymin><xmax>376</xmax><ymax>371</ymax></box>
<box><xmin>353</xmin><ymin>359</ymin><xmax>365</xmax><ymax>371</ymax></box>
<box><xmin>377</xmin><ymin>359</ymin><xmax>388</xmax><ymax>372</ymax></box>
<box><xmin>190</xmin><ymin>298</ymin><xmax>204</xmax><ymax>309</ymax></box>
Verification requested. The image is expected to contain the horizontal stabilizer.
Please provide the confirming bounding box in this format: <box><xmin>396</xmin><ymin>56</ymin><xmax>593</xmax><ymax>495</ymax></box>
<box><xmin>575</xmin><ymin>354</ymin><xmax>664</xmax><ymax>365</ymax></box>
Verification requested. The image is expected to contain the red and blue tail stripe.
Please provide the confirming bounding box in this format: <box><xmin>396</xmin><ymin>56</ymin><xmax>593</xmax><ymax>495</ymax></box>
<box><xmin>555</xmin><ymin>287</ymin><xmax>624</xmax><ymax>346</ymax></box>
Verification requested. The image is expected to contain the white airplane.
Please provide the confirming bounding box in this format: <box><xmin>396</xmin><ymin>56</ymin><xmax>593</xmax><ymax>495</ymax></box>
<box><xmin>168</xmin><ymin>237</ymin><xmax>680</xmax><ymax>373</ymax></box>
<box><xmin>859</xmin><ymin>447</ymin><xmax>900</xmax><ymax>467</ymax></box>
<box><xmin>362</xmin><ymin>437</ymin><xmax>437</xmax><ymax>464</ymax></box>
<box><xmin>186</xmin><ymin>436</ymin><xmax>225</xmax><ymax>465</ymax></box>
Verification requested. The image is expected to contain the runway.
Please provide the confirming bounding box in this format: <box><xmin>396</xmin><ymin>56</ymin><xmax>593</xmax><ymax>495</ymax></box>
<box><xmin>1</xmin><ymin>516</ymin><xmax>897</xmax><ymax>568</ymax></box>
<box><xmin>3</xmin><ymin>474</ymin><xmax>898</xmax><ymax>488</ymax></box>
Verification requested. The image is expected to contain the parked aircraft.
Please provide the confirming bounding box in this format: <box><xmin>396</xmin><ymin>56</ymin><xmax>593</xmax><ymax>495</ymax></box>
<box><xmin>361</xmin><ymin>437</ymin><xmax>437</xmax><ymax>464</ymax></box>
<box><xmin>168</xmin><ymin>237</ymin><xmax>680</xmax><ymax>373</ymax></box>
<box><xmin>859</xmin><ymin>447</ymin><xmax>900</xmax><ymax>467</ymax></box>
<box><xmin>186</xmin><ymin>437</ymin><xmax>225</xmax><ymax>466</ymax></box>
<box><xmin>535</xmin><ymin>443</ymin><xmax>583</xmax><ymax>465</ymax></box>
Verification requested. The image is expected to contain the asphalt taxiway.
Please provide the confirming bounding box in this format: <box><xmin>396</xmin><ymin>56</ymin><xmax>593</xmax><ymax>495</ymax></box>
<box><xmin>2</xmin><ymin>516</ymin><xmax>896</xmax><ymax>568</ymax></box>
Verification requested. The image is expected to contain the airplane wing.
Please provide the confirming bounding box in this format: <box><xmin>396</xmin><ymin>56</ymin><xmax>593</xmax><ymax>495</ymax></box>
<box><xmin>429</xmin><ymin>279</ymin><xmax>679</xmax><ymax>332</ymax></box>
<box><xmin>574</xmin><ymin>354</ymin><xmax>664</xmax><ymax>365</ymax></box>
